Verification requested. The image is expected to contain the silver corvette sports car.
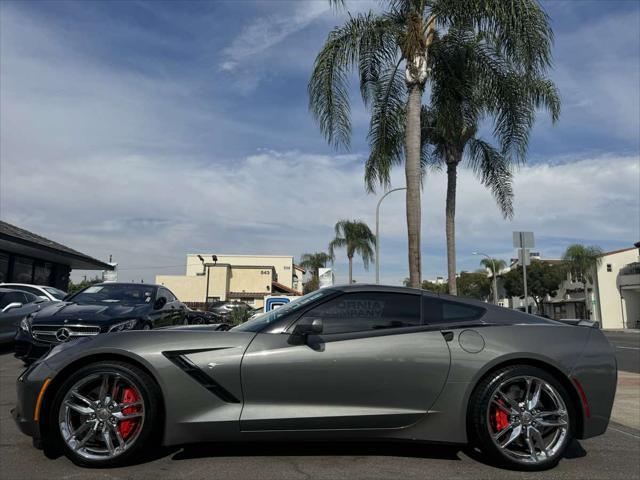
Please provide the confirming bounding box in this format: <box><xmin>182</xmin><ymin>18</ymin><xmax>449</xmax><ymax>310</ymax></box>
<box><xmin>13</xmin><ymin>285</ymin><xmax>616</xmax><ymax>470</ymax></box>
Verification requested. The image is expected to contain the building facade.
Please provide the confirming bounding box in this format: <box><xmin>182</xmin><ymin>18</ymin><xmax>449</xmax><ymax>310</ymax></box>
<box><xmin>0</xmin><ymin>221</ymin><xmax>113</xmax><ymax>291</ymax></box>
<box><xmin>594</xmin><ymin>245</ymin><xmax>640</xmax><ymax>329</ymax></box>
<box><xmin>156</xmin><ymin>254</ymin><xmax>304</xmax><ymax>308</ymax></box>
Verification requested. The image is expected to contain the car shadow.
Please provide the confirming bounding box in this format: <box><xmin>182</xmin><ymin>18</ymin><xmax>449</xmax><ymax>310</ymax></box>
<box><xmin>170</xmin><ymin>440</ymin><xmax>463</xmax><ymax>462</ymax></box>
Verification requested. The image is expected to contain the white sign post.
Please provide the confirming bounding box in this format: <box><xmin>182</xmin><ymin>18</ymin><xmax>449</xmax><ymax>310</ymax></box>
<box><xmin>318</xmin><ymin>267</ymin><xmax>334</xmax><ymax>289</ymax></box>
<box><xmin>513</xmin><ymin>232</ymin><xmax>535</xmax><ymax>313</ymax></box>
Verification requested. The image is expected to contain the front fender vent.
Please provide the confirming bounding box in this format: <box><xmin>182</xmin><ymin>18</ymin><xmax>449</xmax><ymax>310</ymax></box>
<box><xmin>163</xmin><ymin>350</ymin><xmax>240</xmax><ymax>403</ymax></box>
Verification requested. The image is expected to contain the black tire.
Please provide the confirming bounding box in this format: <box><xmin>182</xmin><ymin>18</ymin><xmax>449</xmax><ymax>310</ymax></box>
<box><xmin>48</xmin><ymin>360</ymin><xmax>162</xmax><ymax>468</ymax></box>
<box><xmin>469</xmin><ymin>365</ymin><xmax>574</xmax><ymax>471</ymax></box>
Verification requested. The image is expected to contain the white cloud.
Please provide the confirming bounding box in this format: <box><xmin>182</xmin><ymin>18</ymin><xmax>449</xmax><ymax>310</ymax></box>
<box><xmin>1</xmin><ymin>1</ymin><xmax>637</xmax><ymax>287</ymax></box>
<box><xmin>220</xmin><ymin>1</ymin><xmax>329</xmax><ymax>69</ymax></box>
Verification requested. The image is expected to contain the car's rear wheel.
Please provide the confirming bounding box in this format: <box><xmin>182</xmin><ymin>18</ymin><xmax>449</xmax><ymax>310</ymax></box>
<box><xmin>470</xmin><ymin>365</ymin><xmax>573</xmax><ymax>471</ymax></box>
<box><xmin>48</xmin><ymin>361</ymin><xmax>161</xmax><ymax>467</ymax></box>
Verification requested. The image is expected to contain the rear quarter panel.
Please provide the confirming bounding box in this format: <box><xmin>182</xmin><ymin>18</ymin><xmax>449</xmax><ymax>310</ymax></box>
<box><xmin>394</xmin><ymin>324</ymin><xmax>594</xmax><ymax>444</ymax></box>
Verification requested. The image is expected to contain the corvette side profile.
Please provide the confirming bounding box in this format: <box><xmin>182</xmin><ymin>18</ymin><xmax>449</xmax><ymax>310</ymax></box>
<box><xmin>13</xmin><ymin>285</ymin><xmax>617</xmax><ymax>470</ymax></box>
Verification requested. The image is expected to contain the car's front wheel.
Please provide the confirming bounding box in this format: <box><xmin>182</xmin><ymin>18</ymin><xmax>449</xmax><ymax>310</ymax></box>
<box><xmin>470</xmin><ymin>365</ymin><xmax>574</xmax><ymax>471</ymax></box>
<box><xmin>48</xmin><ymin>361</ymin><xmax>161</xmax><ymax>467</ymax></box>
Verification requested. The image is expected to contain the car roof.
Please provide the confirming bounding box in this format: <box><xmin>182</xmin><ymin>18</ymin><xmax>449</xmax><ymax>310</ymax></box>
<box><xmin>0</xmin><ymin>283</ymin><xmax>46</xmax><ymax>289</ymax></box>
<box><xmin>329</xmin><ymin>284</ymin><xmax>438</xmax><ymax>298</ymax></box>
<box><xmin>89</xmin><ymin>282</ymin><xmax>160</xmax><ymax>288</ymax></box>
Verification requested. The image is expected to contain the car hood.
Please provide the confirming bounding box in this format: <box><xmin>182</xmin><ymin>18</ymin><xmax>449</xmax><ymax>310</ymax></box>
<box><xmin>31</xmin><ymin>301</ymin><xmax>149</xmax><ymax>325</ymax></box>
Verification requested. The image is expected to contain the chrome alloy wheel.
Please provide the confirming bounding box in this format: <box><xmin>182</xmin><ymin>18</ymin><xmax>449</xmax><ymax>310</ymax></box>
<box><xmin>58</xmin><ymin>372</ymin><xmax>145</xmax><ymax>461</ymax></box>
<box><xmin>487</xmin><ymin>375</ymin><xmax>569</xmax><ymax>464</ymax></box>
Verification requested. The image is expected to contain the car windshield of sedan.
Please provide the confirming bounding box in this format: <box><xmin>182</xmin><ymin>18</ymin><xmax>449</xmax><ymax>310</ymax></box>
<box><xmin>70</xmin><ymin>285</ymin><xmax>154</xmax><ymax>306</ymax></box>
<box><xmin>231</xmin><ymin>289</ymin><xmax>334</xmax><ymax>332</ymax></box>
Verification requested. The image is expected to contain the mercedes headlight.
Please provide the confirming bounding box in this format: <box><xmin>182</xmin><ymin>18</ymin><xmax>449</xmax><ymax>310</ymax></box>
<box><xmin>108</xmin><ymin>319</ymin><xmax>138</xmax><ymax>332</ymax></box>
<box><xmin>19</xmin><ymin>316</ymin><xmax>32</xmax><ymax>333</ymax></box>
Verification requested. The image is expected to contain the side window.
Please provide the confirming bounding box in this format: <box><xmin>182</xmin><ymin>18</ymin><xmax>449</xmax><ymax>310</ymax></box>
<box><xmin>442</xmin><ymin>301</ymin><xmax>484</xmax><ymax>322</ymax></box>
<box><xmin>15</xmin><ymin>286</ymin><xmax>41</xmax><ymax>296</ymax></box>
<box><xmin>164</xmin><ymin>289</ymin><xmax>177</xmax><ymax>302</ymax></box>
<box><xmin>23</xmin><ymin>292</ymin><xmax>38</xmax><ymax>304</ymax></box>
<box><xmin>0</xmin><ymin>292</ymin><xmax>23</xmax><ymax>308</ymax></box>
<box><xmin>422</xmin><ymin>295</ymin><xmax>443</xmax><ymax>324</ymax></box>
<box><xmin>298</xmin><ymin>292</ymin><xmax>421</xmax><ymax>335</ymax></box>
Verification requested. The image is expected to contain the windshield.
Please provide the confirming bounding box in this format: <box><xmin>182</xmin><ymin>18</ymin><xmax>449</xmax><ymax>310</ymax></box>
<box><xmin>43</xmin><ymin>287</ymin><xmax>67</xmax><ymax>300</ymax></box>
<box><xmin>70</xmin><ymin>284</ymin><xmax>154</xmax><ymax>306</ymax></box>
<box><xmin>231</xmin><ymin>289</ymin><xmax>335</xmax><ymax>332</ymax></box>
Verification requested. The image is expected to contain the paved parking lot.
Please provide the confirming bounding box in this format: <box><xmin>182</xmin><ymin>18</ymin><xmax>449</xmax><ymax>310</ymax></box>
<box><xmin>604</xmin><ymin>330</ymin><xmax>640</xmax><ymax>374</ymax></box>
<box><xmin>1</xmin><ymin>349</ymin><xmax>639</xmax><ymax>480</ymax></box>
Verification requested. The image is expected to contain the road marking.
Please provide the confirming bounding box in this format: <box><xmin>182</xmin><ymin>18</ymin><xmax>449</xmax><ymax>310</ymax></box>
<box><xmin>609</xmin><ymin>426</ymin><xmax>640</xmax><ymax>439</ymax></box>
<box><xmin>616</xmin><ymin>346</ymin><xmax>640</xmax><ymax>351</ymax></box>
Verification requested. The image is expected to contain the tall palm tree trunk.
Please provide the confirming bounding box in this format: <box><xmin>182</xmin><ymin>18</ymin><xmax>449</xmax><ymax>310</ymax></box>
<box><xmin>446</xmin><ymin>160</ymin><xmax>458</xmax><ymax>295</ymax></box>
<box><xmin>405</xmin><ymin>84</ymin><xmax>423</xmax><ymax>288</ymax></box>
<box><xmin>348</xmin><ymin>255</ymin><xmax>353</xmax><ymax>284</ymax></box>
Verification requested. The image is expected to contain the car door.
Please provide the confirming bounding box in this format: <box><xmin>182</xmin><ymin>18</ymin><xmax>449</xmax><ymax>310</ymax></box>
<box><xmin>240</xmin><ymin>291</ymin><xmax>451</xmax><ymax>431</ymax></box>
<box><xmin>152</xmin><ymin>288</ymin><xmax>176</xmax><ymax>328</ymax></box>
<box><xmin>164</xmin><ymin>288</ymin><xmax>186</xmax><ymax>325</ymax></box>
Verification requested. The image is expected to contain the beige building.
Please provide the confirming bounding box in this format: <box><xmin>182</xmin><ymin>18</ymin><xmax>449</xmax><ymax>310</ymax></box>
<box><xmin>594</xmin><ymin>244</ymin><xmax>640</xmax><ymax>329</ymax></box>
<box><xmin>156</xmin><ymin>254</ymin><xmax>304</xmax><ymax>308</ymax></box>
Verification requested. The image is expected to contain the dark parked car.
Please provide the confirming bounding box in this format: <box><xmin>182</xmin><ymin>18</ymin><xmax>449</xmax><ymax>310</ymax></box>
<box><xmin>208</xmin><ymin>301</ymin><xmax>253</xmax><ymax>317</ymax></box>
<box><xmin>13</xmin><ymin>285</ymin><xmax>616</xmax><ymax>471</ymax></box>
<box><xmin>14</xmin><ymin>282</ymin><xmax>186</xmax><ymax>362</ymax></box>
<box><xmin>185</xmin><ymin>306</ymin><xmax>224</xmax><ymax>325</ymax></box>
<box><xmin>0</xmin><ymin>288</ymin><xmax>47</xmax><ymax>344</ymax></box>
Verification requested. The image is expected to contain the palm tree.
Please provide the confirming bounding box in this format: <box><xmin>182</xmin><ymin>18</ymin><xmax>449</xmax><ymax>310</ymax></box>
<box><xmin>480</xmin><ymin>258</ymin><xmax>507</xmax><ymax>276</ymax></box>
<box><xmin>299</xmin><ymin>252</ymin><xmax>332</xmax><ymax>279</ymax></box>
<box><xmin>562</xmin><ymin>244</ymin><xmax>603</xmax><ymax>320</ymax></box>
<box><xmin>328</xmin><ymin>220</ymin><xmax>376</xmax><ymax>284</ymax></box>
<box><xmin>310</xmin><ymin>0</ymin><xmax>555</xmax><ymax>288</ymax></box>
<box><xmin>424</xmin><ymin>28</ymin><xmax>559</xmax><ymax>295</ymax></box>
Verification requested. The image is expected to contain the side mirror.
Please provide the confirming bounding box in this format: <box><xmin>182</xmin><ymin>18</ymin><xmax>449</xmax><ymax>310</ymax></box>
<box><xmin>291</xmin><ymin>318</ymin><xmax>323</xmax><ymax>337</ymax></box>
<box><xmin>2</xmin><ymin>302</ymin><xmax>23</xmax><ymax>313</ymax></box>
<box><xmin>154</xmin><ymin>297</ymin><xmax>167</xmax><ymax>310</ymax></box>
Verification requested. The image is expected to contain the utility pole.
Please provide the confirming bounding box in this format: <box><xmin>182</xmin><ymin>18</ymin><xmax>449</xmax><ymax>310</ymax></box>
<box><xmin>375</xmin><ymin>187</ymin><xmax>406</xmax><ymax>284</ymax></box>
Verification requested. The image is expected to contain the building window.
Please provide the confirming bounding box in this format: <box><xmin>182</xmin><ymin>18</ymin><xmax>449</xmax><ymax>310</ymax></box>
<box><xmin>33</xmin><ymin>262</ymin><xmax>53</xmax><ymax>285</ymax></box>
<box><xmin>0</xmin><ymin>253</ymin><xmax>9</xmax><ymax>283</ymax></box>
<box><xmin>606</xmin><ymin>264</ymin><xmax>612</xmax><ymax>272</ymax></box>
<box><xmin>13</xmin><ymin>256</ymin><xmax>34</xmax><ymax>283</ymax></box>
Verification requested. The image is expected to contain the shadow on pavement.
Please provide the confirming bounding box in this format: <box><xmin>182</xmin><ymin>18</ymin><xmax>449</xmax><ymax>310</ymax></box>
<box><xmin>171</xmin><ymin>440</ymin><xmax>463</xmax><ymax>462</ymax></box>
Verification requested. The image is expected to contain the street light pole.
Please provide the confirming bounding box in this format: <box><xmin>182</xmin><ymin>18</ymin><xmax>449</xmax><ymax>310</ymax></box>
<box><xmin>375</xmin><ymin>187</ymin><xmax>406</xmax><ymax>284</ymax></box>
<box><xmin>473</xmin><ymin>252</ymin><xmax>498</xmax><ymax>305</ymax></box>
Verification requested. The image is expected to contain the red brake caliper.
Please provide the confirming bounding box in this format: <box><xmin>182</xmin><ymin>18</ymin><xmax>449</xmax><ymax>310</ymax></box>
<box><xmin>118</xmin><ymin>387</ymin><xmax>140</xmax><ymax>440</ymax></box>
<box><xmin>492</xmin><ymin>400</ymin><xmax>510</xmax><ymax>431</ymax></box>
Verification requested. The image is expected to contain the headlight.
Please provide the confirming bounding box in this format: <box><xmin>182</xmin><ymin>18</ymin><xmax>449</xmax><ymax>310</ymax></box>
<box><xmin>19</xmin><ymin>316</ymin><xmax>32</xmax><ymax>333</ymax></box>
<box><xmin>108</xmin><ymin>319</ymin><xmax>138</xmax><ymax>332</ymax></box>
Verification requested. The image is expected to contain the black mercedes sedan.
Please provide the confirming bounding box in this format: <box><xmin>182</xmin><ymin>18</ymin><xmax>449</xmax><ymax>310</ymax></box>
<box><xmin>15</xmin><ymin>283</ymin><xmax>186</xmax><ymax>363</ymax></box>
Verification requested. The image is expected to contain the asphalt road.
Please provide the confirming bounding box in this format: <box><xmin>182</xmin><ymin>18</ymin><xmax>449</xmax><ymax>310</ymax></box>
<box><xmin>604</xmin><ymin>330</ymin><xmax>640</xmax><ymax>373</ymax></box>
<box><xmin>1</xmin><ymin>351</ymin><xmax>639</xmax><ymax>480</ymax></box>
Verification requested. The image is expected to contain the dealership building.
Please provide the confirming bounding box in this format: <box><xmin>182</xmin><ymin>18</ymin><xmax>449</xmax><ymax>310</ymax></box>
<box><xmin>156</xmin><ymin>254</ymin><xmax>304</xmax><ymax>308</ymax></box>
<box><xmin>0</xmin><ymin>221</ymin><xmax>113</xmax><ymax>291</ymax></box>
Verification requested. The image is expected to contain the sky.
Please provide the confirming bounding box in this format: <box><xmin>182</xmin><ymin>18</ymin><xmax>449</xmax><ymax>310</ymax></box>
<box><xmin>0</xmin><ymin>0</ymin><xmax>639</xmax><ymax>285</ymax></box>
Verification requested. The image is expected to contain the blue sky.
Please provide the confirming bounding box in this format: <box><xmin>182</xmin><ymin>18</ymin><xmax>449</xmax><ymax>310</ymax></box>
<box><xmin>1</xmin><ymin>0</ymin><xmax>639</xmax><ymax>284</ymax></box>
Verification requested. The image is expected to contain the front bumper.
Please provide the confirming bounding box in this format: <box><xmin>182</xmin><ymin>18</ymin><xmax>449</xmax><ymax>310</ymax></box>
<box><xmin>12</xmin><ymin>361</ymin><xmax>52</xmax><ymax>442</ymax></box>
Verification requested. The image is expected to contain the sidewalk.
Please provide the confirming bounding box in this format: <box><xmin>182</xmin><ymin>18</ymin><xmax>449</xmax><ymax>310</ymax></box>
<box><xmin>611</xmin><ymin>371</ymin><xmax>640</xmax><ymax>430</ymax></box>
